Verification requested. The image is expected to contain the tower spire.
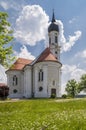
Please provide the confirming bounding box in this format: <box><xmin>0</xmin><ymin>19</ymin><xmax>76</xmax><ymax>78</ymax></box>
<box><xmin>52</xmin><ymin>9</ymin><xmax>56</xmax><ymax>23</ymax></box>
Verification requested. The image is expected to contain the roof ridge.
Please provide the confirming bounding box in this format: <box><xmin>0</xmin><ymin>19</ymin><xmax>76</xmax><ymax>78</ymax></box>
<box><xmin>32</xmin><ymin>47</ymin><xmax>59</xmax><ymax>64</ymax></box>
<box><xmin>30</xmin><ymin>47</ymin><xmax>50</xmax><ymax>65</ymax></box>
<box><xmin>15</xmin><ymin>58</ymin><xmax>32</xmax><ymax>64</ymax></box>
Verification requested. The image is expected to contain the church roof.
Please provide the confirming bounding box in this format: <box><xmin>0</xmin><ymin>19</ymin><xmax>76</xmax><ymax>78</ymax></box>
<box><xmin>8</xmin><ymin>58</ymin><xmax>32</xmax><ymax>71</ymax></box>
<box><xmin>7</xmin><ymin>48</ymin><xmax>61</xmax><ymax>72</ymax></box>
<box><xmin>34</xmin><ymin>48</ymin><xmax>61</xmax><ymax>64</ymax></box>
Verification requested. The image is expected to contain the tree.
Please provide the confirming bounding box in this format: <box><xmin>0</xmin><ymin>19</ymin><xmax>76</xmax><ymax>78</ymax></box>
<box><xmin>65</xmin><ymin>79</ymin><xmax>78</xmax><ymax>98</ymax></box>
<box><xmin>78</xmin><ymin>74</ymin><xmax>86</xmax><ymax>92</ymax></box>
<box><xmin>0</xmin><ymin>86</ymin><xmax>9</xmax><ymax>99</ymax></box>
<box><xmin>0</xmin><ymin>12</ymin><xmax>14</xmax><ymax>68</ymax></box>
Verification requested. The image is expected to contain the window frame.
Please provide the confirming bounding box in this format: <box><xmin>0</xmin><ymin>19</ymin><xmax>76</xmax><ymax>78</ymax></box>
<box><xmin>13</xmin><ymin>75</ymin><xmax>18</xmax><ymax>86</ymax></box>
<box><xmin>38</xmin><ymin>69</ymin><xmax>44</xmax><ymax>82</ymax></box>
<box><xmin>55</xmin><ymin>36</ymin><xmax>58</xmax><ymax>43</ymax></box>
<box><xmin>49</xmin><ymin>37</ymin><xmax>51</xmax><ymax>44</ymax></box>
<box><xmin>39</xmin><ymin>86</ymin><xmax>43</xmax><ymax>92</ymax></box>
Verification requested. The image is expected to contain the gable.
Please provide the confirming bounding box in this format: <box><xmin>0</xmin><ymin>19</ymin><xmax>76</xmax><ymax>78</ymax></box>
<box><xmin>7</xmin><ymin>58</ymin><xmax>33</xmax><ymax>71</ymax></box>
<box><xmin>33</xmin><ymin>48</ymin><xmax>59</xmax><ymax>64</ymax></box>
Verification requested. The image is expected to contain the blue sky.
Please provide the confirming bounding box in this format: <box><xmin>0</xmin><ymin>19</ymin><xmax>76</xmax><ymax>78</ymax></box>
<box><xmin>0</xmin><ymin>0</ymin><xmax>86</xmax><ymax>93</ymax></box>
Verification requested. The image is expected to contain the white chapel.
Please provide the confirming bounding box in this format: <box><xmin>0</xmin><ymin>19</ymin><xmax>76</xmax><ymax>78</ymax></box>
<box><xmin>6</xmin><ymin>12</ymin><xmax>62</xmax><ymax>98</ymax></box>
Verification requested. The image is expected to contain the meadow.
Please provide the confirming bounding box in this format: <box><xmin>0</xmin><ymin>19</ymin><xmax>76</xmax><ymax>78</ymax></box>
<box><xmin>0</xmin><ymin>98</ymin><xmax>86</xmax><ymax>130</ymax></box>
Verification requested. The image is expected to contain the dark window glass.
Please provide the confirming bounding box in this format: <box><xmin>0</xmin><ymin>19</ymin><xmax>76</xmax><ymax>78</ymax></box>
<box><xmin>55</xmin><ymin>36</ymin><xmax>57</xmax><ymax>43</ymax></box>
<box><xmin>13</xmin><ymin>75</ymin><xmax>18</xmax><ymax>86</ymax></box>
<box><xmin>55</xmin><ymin>51</ymin><xmax>57</xmax><ymax>54</ymax></box>
<box><xmin>38</xmin><ymin>69</ymin><xmax>44</xmax><ymax>81</ymax></box>
<box><xmin>39</xmin><ymin>86</ymin><xmax>43</xmax><ymax>91</ymax></box>
<box><xmin>42</xmin><ymin>72</ymin><xmax>43</xmax><ymax>81</ymax></box>
<box><xmin>49</xmin><ymin>37</ymin><xmax>51</xmax><ymax>44</ymax></box>
<box><xmin>38</xmin><ymin>72</ymin><xmax>40</xmax><ymax>81</ymax></box>
<box><xmin>13</xmin><ymin>89</ymin><xmax>18</xmax><ymax>93</ymax></box>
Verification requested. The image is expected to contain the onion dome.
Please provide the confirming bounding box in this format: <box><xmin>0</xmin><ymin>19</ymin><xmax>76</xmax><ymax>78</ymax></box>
<box><xmin>48</xmin><ymin>11</ymin><xmax>59</xmax><ymax>33</ymax></box>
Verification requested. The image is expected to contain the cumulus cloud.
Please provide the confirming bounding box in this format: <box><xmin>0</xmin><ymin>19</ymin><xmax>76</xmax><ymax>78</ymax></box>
<box><xmin>14</xmin><ymin>5</ymin><xmax>49</xmax><ymax>46</ymax></box>
<box><xmin>14</xmin><ymin>45</ymin><xmax>35</xmax><ymax>60</ymax></box>
<box><xmin>56</xmin><ymin>20</ymin><xmax>82</xmax><ymax>52</ymax></box>
<box><xmin>0</xmin><ymin>64</ymin><xmax>7</xmax><ymax>83</ymax></box>
<box><xmin>62</xmin><ymin>64</ymin><xmax>86</xmax><ymax>81</ymax></box>
<box><xmin>62</xmin><ymin>31</ymin><xmax>82</xmax><ymax>52</ymax></box>
<box><xmin>13</xmin><ymin>4</ymin><xmax>81</xmax><ymax>51</ymax></box>
<box><xmin>56</xmin><ymin>20</ymin><xmax>66</xmax><ymax>45</ymax></box>
<box><xmin>61</xmin><ymin>64</ymin><xmax>86</xmax><ymax>93</ymax></box>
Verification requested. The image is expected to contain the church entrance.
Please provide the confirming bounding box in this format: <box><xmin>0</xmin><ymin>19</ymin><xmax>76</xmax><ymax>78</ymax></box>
<box><xmin>51</xmin><ymin>88</ymin><xmax>56</xmax><ymax>98</ymax></box>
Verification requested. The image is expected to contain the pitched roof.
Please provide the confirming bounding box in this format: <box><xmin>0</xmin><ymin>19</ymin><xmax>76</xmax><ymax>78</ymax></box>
<box><xmin>34</xmin><ymin>48</ymin><xmax>59</xmax><ymax>64</ymax></box>
<box><xmin>8</xmin><ymin>58</ymin><xmax>32</xmax><ymax>71</ymax></box>
<box><xmin>7</xmin><ymin>49</ymin><xmax>61</xmax><ymax>71</ymax></box>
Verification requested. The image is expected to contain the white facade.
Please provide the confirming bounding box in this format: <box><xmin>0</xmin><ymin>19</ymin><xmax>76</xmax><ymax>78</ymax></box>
<box><xmin>6</xmin><ymin>60</ymin><xmax>61</xmax><ymax>98</ymax></box>
<box><xmin>6</xmin><ymin>13</ymin><xmax>62</xmax><ymax>98</ymax></box>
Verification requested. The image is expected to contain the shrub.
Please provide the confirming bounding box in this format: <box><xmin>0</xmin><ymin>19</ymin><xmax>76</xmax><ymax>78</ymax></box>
<box><xmin>0</xmin><ymin>86</ymin><xmax>9</xmax><ymax>99</ymax></box>
<box><xmin>62</xmin><ymin>94</ymin><xmax>67</xmax><ymax>99</ymax></box>
<box><xmin>51</xmin><ymin>93</ymin><xmax>56</xmax><ymax>98</ymax></box>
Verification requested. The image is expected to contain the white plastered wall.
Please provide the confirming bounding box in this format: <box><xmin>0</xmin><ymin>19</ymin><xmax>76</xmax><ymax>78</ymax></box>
<box><xmin>6</xmin><ymin>70</ymin><xmax>24</xmax><ymax>98</ymax></box>
<box><xmin>23</xmin><ymin>66</ymin><xmax>32</xmax><ymax>98</ymax></box>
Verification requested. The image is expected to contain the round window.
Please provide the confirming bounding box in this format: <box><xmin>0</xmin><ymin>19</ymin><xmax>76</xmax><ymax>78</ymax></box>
<box><xmin>13</xmin><ymin>89</ymin><xmax>18</xmax><ymax>93</ymax></box>
<box><xmin>39</xmin><ymin>86</ymin><xmax>43</xmax><ymax>92</ymax></box>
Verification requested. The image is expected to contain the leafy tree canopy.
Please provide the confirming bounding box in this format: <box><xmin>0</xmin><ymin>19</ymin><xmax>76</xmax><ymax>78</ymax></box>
<box><xmin>78</xmin><ymin>74</ymin><xmax>86</xmax><ymax>92</ymax></box>
<box><xmin>65</xmin><ymin>79</ymin><xmax>79</xmax><ymax>98</ymax></box>
<box><xmin>0</xmin><ymin>12</ymin><xmax>14</xmax><ymax>68</ymax></box>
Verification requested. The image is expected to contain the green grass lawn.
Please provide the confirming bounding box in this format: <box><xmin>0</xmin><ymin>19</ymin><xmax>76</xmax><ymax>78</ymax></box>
<box><xmin>0</xmin><ymin>98</ymin><xmax>86</xmax><ymax>130</ymax></box>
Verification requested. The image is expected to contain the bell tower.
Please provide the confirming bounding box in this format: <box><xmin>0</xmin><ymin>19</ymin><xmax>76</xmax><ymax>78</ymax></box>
<box><xmin>48</xmin><ymin>11</ymin><xmax>60</xmax><ymax>61</ymax></box>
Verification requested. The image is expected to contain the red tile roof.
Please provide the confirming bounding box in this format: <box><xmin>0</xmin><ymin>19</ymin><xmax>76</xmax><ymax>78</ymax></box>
<box><xmin>7</xmin><ymin>48</ymin><xmax>61</xmax><ymax>71</ymax></box>
<box><xmin>35</xmin><ymin>48</ymin><xmax>59</xmax><ymax>63</ymax></box>
<box><xmin>8</xmin><ymin>58</ymin><xmax>32</xmax><ymax>71</ymax></box>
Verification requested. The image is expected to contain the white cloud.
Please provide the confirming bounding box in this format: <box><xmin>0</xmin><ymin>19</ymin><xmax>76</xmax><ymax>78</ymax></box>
<box><xmin>56</xmin><ymin>20</ymin><xmax>66</xmax><ymax>45</ymax></box>
<box><xmin>62</xmin><ymin>64</ymin><xmax>86</xmax><ymax>81</ymax></box>
<box><xmin>0</xmin><ymin>64</ymin><xmax>7</xmax><ymax>83</ymax></box>
<box><xmin>0</xmin><ymin>0</ymin><xmax>24</xmax><ymax>11</ymax></box>
<box><xmin>56</xmin><ymin>20</ymin><xmax>82</xmax><ymax>52</ymax></box>
<box><xmin>62</xmin><ymin>31</ymin><xmax>82</xmax><ymax>52</ymax></box>
<box><xmin>61</xmin><ymin>64</ymin><xmax>86</xmax><ymax>93</ymax></box>
<box><xmin>14</xmin><ymin>5</ymin><xmax>49</xmax><ymax>46</ymax></box>
<box><xmin>0</xmin><ymin>1</ymin><xmax>9</xmax><ymax>10</ymax></box>
<box><xmin>13</xmin><ymin>5</ymin><xmax>81</xmax><ymax>50</ymax></box>
<box><xmin>14</xmin><ymin>45</ymin><xmax>35</xmax><ymax>60</ymax></box>
<box><xmin>75</xmin><ymin>50</ymin><xmax>86</xmax><ymax>58</ymax></box>
<box><xmin>69</xmin><ymin>18</ymin><xmax>77</xmax><ymax>24</ymax></box>
<box><xmin>70</xmin><ymin>68</ymin><xmax>86</xmax><ymax>81</ymax></box>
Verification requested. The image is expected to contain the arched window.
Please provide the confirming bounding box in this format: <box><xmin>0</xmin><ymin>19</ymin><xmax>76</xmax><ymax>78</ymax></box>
<box><xmin>53</xmin><ymin>80</ymin><xmax>55</xmax><ymax>86</ymax></box>
<box><xmin>38</xmin><ymin>69</ymin><xmax>44</xmax><ymax>81</ymax></box>
<box><xmin>49</xmin><ymin>37</ymin><xmax>51</xmax><ymax>44</ymax></box>
<box><xmin>55</xmin><ymin>51</ymin><xmax>57</xmax><ymax>54</ymax></box>
<box><xmin>13</xmin><ymin>75</ymin><xmax>18</xmax><ymax>86</ymax></box>
<box><xmin>55</xmin><ymin>36</ymin><xmax>57</xmax><ymax>43</ymax></box>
